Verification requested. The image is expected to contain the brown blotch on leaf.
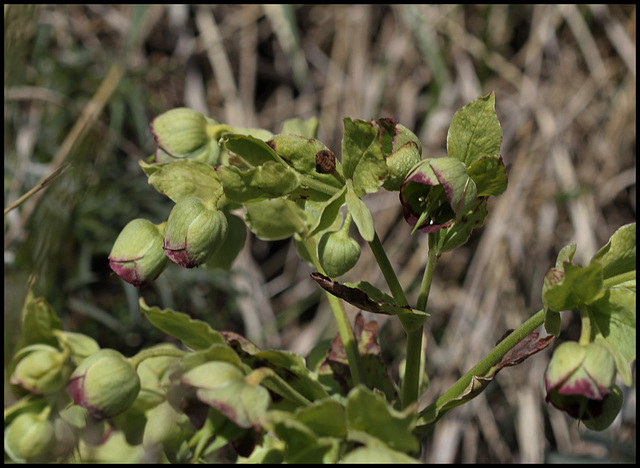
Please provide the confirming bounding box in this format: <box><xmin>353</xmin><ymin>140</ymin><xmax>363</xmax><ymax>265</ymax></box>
<box><xmin>315</xmin><ymin>149</ymin><xmax>336</xmax><ymax>174</ymax></box>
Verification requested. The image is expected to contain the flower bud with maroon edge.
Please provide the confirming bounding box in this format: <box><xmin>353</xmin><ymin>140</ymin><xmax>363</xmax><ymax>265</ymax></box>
<box><xmin>67</xmin><ymin>349</ymin><xmax>141</xmax><ymax>420</ymax></box>
<box><xmin>545</xmin><ymin>341</ymin><xmax>622</xmax><ymax>430</ymax></box>
<box><xmin>10</xmin><ymin>344</ymin><xmax>72</xmax><ymax>395</ymax></box>
<box><xmin>163</xmin><ymin>196</ymin><xmax>228</xmax><ymax>268</ymax></box>
<box><xmin>374</xmin><ymin>119</ymin><xmax>423</xmax><ymax>191</ymax></box>
<box><xmin>109</xmin><ymin>219</ymin><xmax>170</xmax><ymax>288</ymax></box>
<box><xmin>4</xmin><ymin>409</ymin><xmax>55</xmax><ymax>463</ymax></box>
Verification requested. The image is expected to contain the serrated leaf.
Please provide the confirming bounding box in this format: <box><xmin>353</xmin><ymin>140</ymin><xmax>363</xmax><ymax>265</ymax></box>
<box><xmin>341</xmin><ymin>118</ymin><xmax>387</xmax><ymax>196</ymax></box>
<box><xmin>447</xmin><ymin>93</ymin><xmax>502</xmax><ymax>167</ymax></box>
<box><xmin>466</xmin><ymin>155</ymin><xmax>508</xmax><ymax>197</ymax></box>
<box><xmin>543</xmin><ymin>262</ymin><xmax>605</xmax><ymax>311</ymax></box>
<box><xmin>145</xmin><ymin>159</ymin><xmax>221</xmax><ymax>202</ymax></box>
<box><xmin>139</xmin><ymin>298</ymin><xmax>225</xmax><ymax>350</ymax></box>
<box><xmin>345</xmin><ymin>182</ymin><xmax>375</xmax><ymax>242</ymax></box>
<box><xmin>588</xmin><ymin>288</ymin><xmax>636</xmax><ymax>385</ymax></box>
<box><xmin>218</xmin><ymin>161</ymin><xmax>300</xmax><ymax>203</ymax></box>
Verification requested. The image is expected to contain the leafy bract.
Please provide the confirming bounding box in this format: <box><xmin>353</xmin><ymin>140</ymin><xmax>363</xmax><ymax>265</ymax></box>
<box><xmin>591</xmin><ymin>223</ymin><xmax>636</xmax><ymax>289</ymax></box>
<box><xmin>140</xmin><ymin>159</ymin><xmax>221</xmax><ymax>203</ymax></box>
<box><xmin>446</xmin><ymin>93</ymin><xmax>502</xmax><ymax>168</ymax></box>
<box><xmin>341</xmin><ymin>118</ymin><xmax>387</xmax><ymax>196</ymax></box>
<box><xmin>244</xmin><ymin>198</ymin><xmax>307</xmax><ymax>240</ymax></box>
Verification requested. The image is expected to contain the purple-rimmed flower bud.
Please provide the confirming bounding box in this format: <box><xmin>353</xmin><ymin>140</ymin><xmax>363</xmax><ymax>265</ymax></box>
<box><xmin>400</xmin><ymin>157</ymin><xmax>477</xmax><ymax>234</ymax></box>
<box><xmin>67</xmin><ymin>349</ymin><xmax>141</xmax><ymax>420</ymax></box>
<box><xmin>4</xmin><ymin>411</ymin><xmax>55</xmax><ymax>463</ymax></box>
<box><xmin>109</xmin><ymin>219</ymin><xmax>170</xmax><ymax>288</ymax></box>
<box><xmin>163</xmin><ymin>197</ymin><xmax>228</xmax><ymax>268</ymax></box>
<box><xmin>544</xmin><ymin>341</ymin><xmax>620</xmax><ymax>428</ymax></box>
<box><xmin>9</xmin><ymin>344</ymin><xmax>72</xmax><ymax>395</ymax></box>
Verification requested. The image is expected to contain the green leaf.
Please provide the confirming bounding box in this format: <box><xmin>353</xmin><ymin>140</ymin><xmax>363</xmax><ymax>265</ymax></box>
<box><xmin>447</xmin><ymin>93</ymin><xmax>502</xmax><ymax>167</ymax></box>
<box><xmin>345</xmin><ymin>182</ymin><xmax>375</xmax><ymax>242</ymax></box>
<box><xmin>244</xmin><ymin>198</ymin><xmax>306</xmax><ymax>240</ymax></box>
<box><xmin>138</xmin><ymin>298</ymin><xmax>225</xmax><ymax>350</ymax></box>
<box><xmin>307</xmin><ymin>186</ymin><xmax>347</xmax><ymax>238</ymax></box>
<box><xmin>430</xmin><ymin>197</ymin><xmax>488</xmax><ymax>254</ymax></box>
<box><xmin>293</xmin><ymin>399</ymin><xmax>347</xmax><ymax>438</ymax></box>
<box><xmin>18</xmin><ymin>293</ymin><xmax>63</xmax><ymax>349</ymax></box>
<box><xmin>218</xmin><ymin>162</ymin><xmax>300</xmax><ymax>203</ymax></box>
<box><xmin>220</xmin><ymin>133</ymin><xmax>280</xmax><ymax>166</ymax></box>
<box><xmin>466</xmin><ymin>155</ymin><xmax>508</xmax><ymax>197</ymax></box>
<box><xmin>588</xmin><ymin>288</ymin><xmax>636</xmax><ymax>385</ymax></box>
<box><xmin>342</xmin><ymin>445</ymin><xmax>419</xmax><ymax>463</ymax></box>
<box><xmin>182</xmin><ymin>361</ymin><xmax>271</xmax><ymax>429</ymax></box>
<box><xmin>346</xmin><ymin>386</ymin><xmax>418</xmax><ymax>454</ymax></box>
<box><xmin>590</xmin><ymin>223</ymin><xmax>636</xmax><ymax>289</ymax></box>
<box><xmin>261</xmin><ymin>411</ymin><xmax>341</xmax><ymax>464</ymax></box>
<box><xmin>544</xmin><ymin>262</ymin><xmax>605</xmax><ymax>312</ymax></box>
<box><xmin>341</xmin><ymin>118</ymin><xmax>387</xmax><ymax>196</ymax></box>
<box><xmin>280</xmin><ymin>116</ymin><xmax>319</xmax><ymax>138</ymax></box>
<box><xmin>269</xmin><ymin>134</ymin><xmax>345</xmax><ymax>201</ymax></box>
<box><xmin>145</xmin><ymin>159</ymin><xmax>221</xmax><ymax>203</ymax></box>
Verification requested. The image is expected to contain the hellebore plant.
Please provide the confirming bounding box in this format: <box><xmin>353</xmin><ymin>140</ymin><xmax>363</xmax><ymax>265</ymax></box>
<box><xmin>4</xmin><ymin>94</ymin><xmax>635</xmax><ymax>463</ymax></box>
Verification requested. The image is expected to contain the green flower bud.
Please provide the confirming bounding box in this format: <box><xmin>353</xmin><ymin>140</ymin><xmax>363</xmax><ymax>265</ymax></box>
<box><xmin>545</xmin><ymin>341</ymin><xmax>620</xmax><ymax>429</ymax></box>
<box><xmin>10</xmin><ymin>344</ymin><xmax>72</xmax><ymax>395</ymax></box>
<box><xmin>163</xmin><ymin>197</ymin><xmax>228</xmax><ymax>268</ymax></box>
<box><xmin>400</xmin><ymin>157</ymin><xmax>477</xmax><ymax>234</ymax></box>
<box><xmin>109</xmin><ymin>219</ymin><xmax>170</xmax><ymax>288</ymax></box>
<box><xmin>317</xmin><ymin>215</ymin><xmax>361</xmax><ymax>278</ymax></box>
<box><xmin>4</xmin><ymin>411</ymin><xmax>55</xmax><ymax>463</ymax></box>
<box><xmin>67</xmin><ymin>349</ymin><xmax>141</xmax><ymax>420</ymax></box>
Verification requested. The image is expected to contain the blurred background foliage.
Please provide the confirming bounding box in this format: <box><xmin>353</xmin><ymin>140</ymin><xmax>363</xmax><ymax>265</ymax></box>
<box><xmin>4</xmin><ymin>4</ymin><xmax>635</xmax><ymax>463</ymax></box>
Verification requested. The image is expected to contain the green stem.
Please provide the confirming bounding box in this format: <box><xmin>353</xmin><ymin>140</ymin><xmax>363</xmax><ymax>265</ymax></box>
<box><xmin>369</xmin><ymin>232</ymin><xmax>430</xmax><ymax>409</ymax></box>
<box><xmin>302</xmin><ymin>237</ymin><xmax>365</xmax><ymax>387</ymax></box>
<box><xmin>399</xmin><ymin>241</ymin><xmax>440</xmax><ymax>408</ymax></box>
<box><xmin>246</xmin><ymin>367</ymin><xmax>312</xmax><ymax>407</ymax></box>
<box><xmin>417</xmin><ymin>308</ymin><xmax>546</xmax><ymax>428</ymax></box>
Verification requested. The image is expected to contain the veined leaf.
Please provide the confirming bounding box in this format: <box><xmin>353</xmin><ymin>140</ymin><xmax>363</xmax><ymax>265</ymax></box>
<box><xmin>447</xmin><ymin>93</ymin><xmax>502</xmax><ymax>168</ymax></box>
<box><xmin>341</xmin><ymin>118</ymin><xmax>387</xmax><ymax>196</ymax></box>
<box><xmin>145</xmin><ymin>159</ymin><xmax>221</xmax><ymax>202</ymax></box>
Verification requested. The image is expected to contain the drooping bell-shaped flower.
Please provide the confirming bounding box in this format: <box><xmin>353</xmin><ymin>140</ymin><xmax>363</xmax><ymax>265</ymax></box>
<box><xmin>544</xmin><ymin>341</ymin><xmax>622</xmax><ymax>430</ymax></box>
<box><xmin>400</xmin><ymin>157</ymin><xmax>478</xmax><ymax>234</ymax></box>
